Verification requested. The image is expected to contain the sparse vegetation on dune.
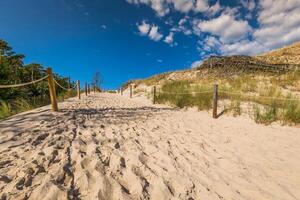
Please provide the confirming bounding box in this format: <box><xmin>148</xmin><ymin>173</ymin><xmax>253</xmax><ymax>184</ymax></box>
<box><xmin>132</xmin><ymin>65</ymin><xmax>300</xmax><ymax>125</ymax></box>
<box><xmin>156</xmin><ymin>80</ymin><xmax>212</xmax><ymax>110</ymax></box>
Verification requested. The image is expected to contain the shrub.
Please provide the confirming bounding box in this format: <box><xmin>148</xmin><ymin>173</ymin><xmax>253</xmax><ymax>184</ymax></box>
<box><xmin>254</xmin><ymin>103</ymin><xmax>278</xmax><ymax>124</ymax></box>
<box><xmin>283</xmin><ymin>100</ymin><xmax>300</xmax><ymax>124</ymax></box>
<box><xmin>0</xmin><ymin>100</ymin><xmax>11</xmax><ymax>119</ymax></box>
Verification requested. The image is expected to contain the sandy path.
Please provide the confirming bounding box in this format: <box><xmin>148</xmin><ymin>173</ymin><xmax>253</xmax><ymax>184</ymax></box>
<box><xmin>0</xmin><ymin>93</ymin><xmax>299</xmax><ymax>200</ymax></box>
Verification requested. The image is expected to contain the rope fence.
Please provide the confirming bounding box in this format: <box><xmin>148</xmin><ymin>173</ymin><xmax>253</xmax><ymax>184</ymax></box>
<box><xmin>153</xmin><ymin>89</ymin><xmax>300</xmax><ymax>101</ymax></box>
<box><xmin>0</xmin><ymin>75</ymin><xmax>49</xmax><ymax>89</ymax></box>
<box><xmin>157</xmin><ymin>91</ymin><xmax>212</xmax><ymax>95</ymax></box>
<box><xmin>0</xmin><ymin>67</ymin><xmax>96</xmax><ymax>112</ymax></box>
<box><xmin>218</xmin><ymin>90</ymin><xmax>300</xmax><ymax>101</ymax></box>
<box><xmin>122</xmin><ymin>84</ymin><xmax>300</xmax><ymax>119</ymax></box>
<box><xmin>54</xmin><ymin>78</ymin><xmax>70</xmax><ymax>91</ymax></box>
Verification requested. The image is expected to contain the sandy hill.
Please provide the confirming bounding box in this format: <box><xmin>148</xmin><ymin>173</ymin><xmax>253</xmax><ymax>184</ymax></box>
<box><xmin>256</xmin><ymin>41</ymin><xmax>300</xmax><ymax>64</ymax></box>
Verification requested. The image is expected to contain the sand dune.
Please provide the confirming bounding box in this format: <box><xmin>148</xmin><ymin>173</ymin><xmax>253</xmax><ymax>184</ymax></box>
<box><xmin>0</xmin><ymin>93</ymin><xmax>299</xmax><ymax>200</ymax></box>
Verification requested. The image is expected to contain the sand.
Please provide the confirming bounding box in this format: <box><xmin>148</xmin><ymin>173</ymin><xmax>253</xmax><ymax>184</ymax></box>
<box><xmin>0</xmin><ymin>93</ymin><xmax>299</xmax><ymax>200</ymax></box>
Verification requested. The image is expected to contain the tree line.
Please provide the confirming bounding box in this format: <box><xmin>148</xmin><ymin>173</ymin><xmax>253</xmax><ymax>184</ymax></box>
<box><xmin>0</xmin><ymin>39</ymin><xmax>74</xmax><ymax>118</ymax></box>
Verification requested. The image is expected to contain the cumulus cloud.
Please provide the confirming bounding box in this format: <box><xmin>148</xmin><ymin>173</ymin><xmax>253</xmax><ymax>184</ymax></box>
<box><xmin>171</xmin><ymin>16</ymin><xmax>192</xmax><ymax>35</ymax></box>
<box><xmin>164</xmin><ymin>32</ymin><xmax>174</xmax><ymax>44</ymax></box>
<box><xmin>137</xmin><ymin>21</ymin><xmax>151</xmax><ymax>35</ymax></box>
<box><xmin>191</xmin><ymin>60</ymin><xmax>203</xmax><ymax>68</ymax></box>
<box><xmin>254</xmin><ymin>0</ymin><xmax>300</xmax><ymax>49</ymax></box>
<box><xmin>196</xmin><ymin>14</ymin><xmax>252</xmax><ymax>42</ymax></box>
<box><xmin>149</xmin><ymin>25</ymin><xmax>164</xmax><ymax>41</ymax></box>
<box><xmin>195</xmin><ymin>0</ymin><xmax>221</xmax><ymax>16</ymax></box>
<box><xmin>126</xmin><ymin>0</ymin><xmax>222</xmax><ymax>16</ymax></box>
<box><xmin>131</xmin><ymin>0</ymin><xmax>300</xmax><ymax>61</ymax></box>
<box><xmin>137</xmin><ymin>22</ymin><xmax>164</xmax><ymax>41</ymax></box>
<box><xmin>240</xmin><ymin>0</ymin><xmax>256</xmax><ymax>11</ymax></box>
<box><xmin>220</xmin><ymin>40</ymin><xmax>268</xmax><ymax>55</ymax></box>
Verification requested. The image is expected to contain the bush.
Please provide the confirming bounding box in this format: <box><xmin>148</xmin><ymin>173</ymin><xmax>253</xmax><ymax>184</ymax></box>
<box><xmin>254</xmin><ymin>103</ymin><xmax>278</xmax><ymax>124</ymax></box>
<box><xmin>0</xmin><ymin>100</ymin><xmax>11</xmax><ymax>119</ymax></box>
<box><xmin>283</xmin><ymin>101</ymin><xmax>300</xmax><ymax>124</ymax></box>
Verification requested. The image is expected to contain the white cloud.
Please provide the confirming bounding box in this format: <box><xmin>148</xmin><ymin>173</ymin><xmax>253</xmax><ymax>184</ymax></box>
<box><xmin>137</xmin><ymin>22</ymin><xmax>164</xmax><ymax>41</ymax></box>
<box><xmin>126</xmin><ymin>0</ymin><xmax>169</xmax><ymax>16</ymax></box>
<box><xmin>149</xmin><ymin>25</ymin><xmax>163</xmax><ymax>41</ymax></box>
<box><xmin>126</xmin><ymin>0</ymin><xmax>222</xmax><ymax>16</ymax></box>
<box><xmin>171</xmin><ymin>16</ymin><xmax>192</xmax><ymax>35</ymax></box>
<box><xmin>254</xmin><ymin>0</ymin><xmax>300</xmax><ymax>49</ymax></box>
<box><xmin>194</xmin><ymin>0</ymin><xmax>221</xmax><ymax>15</ymax></box>
<box><xmin>131</xmin><ymin>0</ymin><xmax>300</xmax><ymax>59</ymax></box>
<box><xmin>164</xmin><ymin>32</ymin><xmax>174</xmax><ymax>44</ymax></box>
<box><xmin>178</xmin><ymin>18</ymin><xmax>187</xmax><ymax>26</ymax></box>
<box><xmin>196</xmin><ymin>14</ymin><xmax>252</xmax><ymax>42</ymax></box>
<box><xmin>191</xmin><ymin>60</ymin><xmax>203</xmax><ymax>68</ymax></box>
<box><xmin>220</xmin><ymin>40</ymin><xmax>268</xmax><ymax>55</ymax></box>
<box><xmin>241</xmin><ymin>0</ymin><xmax>256</xmax><ymax>11</ymax></box>
<box><xmin>137</xmin><ymin>21</ymin><xmax>151</xmax><ymax>35</ymax></box>
<box><xmin>172</xmin><ymin>0</ymin><xmax>194</xmax><ymax>13</ymax></box>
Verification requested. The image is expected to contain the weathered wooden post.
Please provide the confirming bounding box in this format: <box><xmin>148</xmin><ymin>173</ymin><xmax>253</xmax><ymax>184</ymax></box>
<box><xmin>88</xmin><ymin>84</ymin><xmax>90</xmax><ymax>94</ymax></box>
<box><xmin>77</xmin><ymin>80</ymin><xmax>81</xmax><ymax>99</ymax></box>
<box><xmin>130</xmin><ymin>84</ymin><xmax>133</xmax><ymax>98</ymax></box>
<box><xmin>121</xmin><ymin>88</ymin><xmax>123</xmax><ymax>95</ymax></box>
<box><xmin>213</xmin><ymin>84</ymin><xmax>218</xmax><ymax>119</ymax></box>
<box><xmin>85</xmin><ymin>82</ymin><xmax>88</xmax><ymax>96</ymax></box>
<box><xmin>93</xmin><ymin>84</ymin><xmax>96</xmax><ymax>93</ymax></box>
<box><xmin>46</xmin><ymin>68</ymin><xmax>58</xmax><ymax>111</ymax></box>
<box><xmin>153</xmin><ymin>86</ymin><xmax>157</xmax><ymax>104</ymax></box>
<box><xmin>68</xmin><ymin>77</ymin><xmax>71</xmax><ymax>89</ymax></box>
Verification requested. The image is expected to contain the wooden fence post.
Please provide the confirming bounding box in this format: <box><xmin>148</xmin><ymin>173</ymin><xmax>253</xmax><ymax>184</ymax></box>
<box><xmin>130</xmin><ymin>84</ymin><xmax>133</xmax><ymax>98</ymax></box>
<box><xmin>213</xmin><ymin>84</ymin><xmax>218</xmax><ymax>119</ymax></box>
<box><xmin>68</xmin><ymin>77</ymin><xmax>71</xmax><ymax>89</ymax></box>
<box><xmin>88</xmin><ymin>84</ymin><xmax>90</xmax><ymax>94</ymax></box>
<box><xmin>121</xmin><ymin>88</ymin><xmax>123</xmax><ymax>95</ymax></box>
<box><xmin>93</xmin><ymin>84</ymin><xmax>96</xmax><ymax>93</ymax></box>
<box><xmin>77</xmin><ymin>80</ymin><xmax>81</xmax><ymax>99</ymax></box>
<box><xmin>46</xmin><ymin>68</ymin><xmax>58</xmax><ymax>111</ymax></box>
<box><xmin>153</xmin><ymin>86</ymin><xmax>157</xmax><ymax>104</ymax></box>
<box><xmin>85</xmin><ymin>82</ymin><xmax>88</xmax><ymax>96</ymax></box>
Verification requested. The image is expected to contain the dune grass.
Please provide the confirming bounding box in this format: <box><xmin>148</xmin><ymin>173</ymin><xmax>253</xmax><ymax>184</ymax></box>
<box><xmin>153</xmin><ymin>77</ymin><xmax>300</xmax><ymax>125</ymax></box>
<box><xmin>0</xmin><ymin>100</ymin><xmax>11</xmax><ymax>119</ymax></box>
<box><xmin>156</xmin><ymin>80</ymin><xmax>212</xmax><ymax>110</ymax></box>
<box><xmin>0</xmin><ymin>90</ymin><xmax>77</xmax><ymax>120</ymax></box>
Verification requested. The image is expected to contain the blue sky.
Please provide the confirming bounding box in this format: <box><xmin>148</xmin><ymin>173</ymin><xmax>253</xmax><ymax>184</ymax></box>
<box><xmin>0</xmin><ymin>0</ymin><xmax>299</xmax><ymax>89</ymax></box>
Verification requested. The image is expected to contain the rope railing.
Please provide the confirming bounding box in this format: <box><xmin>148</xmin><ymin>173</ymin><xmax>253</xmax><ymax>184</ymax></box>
<box><xmin>218</xmin><ymin>90</ymin><xmax>300</xmax><ymax>101</ymax></box>
<box><xmin>0</xmin><ymin>67</ymin><xmax>86</xmax><ymax>113</ymax></box>
<box><xmin>0</xmin><ymin>75</ymin><xmax>49</xmax><ymax>89</ymax></box>
<box><xmin>157</xmin><ymin>90</ymin><xmax>212</xmax><ymax>95</ymax></box>
<box><xmin>146</xmin><ymin>84</ymin><xmax>300</xmax><ymax>119</ymax></box>
<box><xmin>54</xmin><ymin>78</ymin><xmax>70</xmax><ymax>91</ymax></box>
<box><xmin>153</xmin><ymin>89</ymin><xmax>300</xmax><ymax>101</ymax></box>
<box><xmin>71</xmin><ymin>82</ymin><xmax>78</xmax><ymax>90</ymax></box>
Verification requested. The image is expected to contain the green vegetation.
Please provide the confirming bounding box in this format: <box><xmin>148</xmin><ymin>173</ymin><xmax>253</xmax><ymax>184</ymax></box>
<box><xmin>283</xmin><ymin>101</ymin><xmax>300</xmax><ymax>124</ymax></box>
<box><xmin>0</xmin><ymin>39</ymin><xmax>75</xmax><ymax>119</ymax></box>
<box><xmin>156</xmin><ymin>80</ymin><xmax>212</xmax><ymax>110</ymax></box>
<box><xmin>152</xmin><ymin>76</ymin><xmax>300</xmax><ymax>125</ymax></box>
<box><xmin>254</xmin><ymin>103</ymin><xmax>278</xmax><ymax>124</ymax></box>
<box><xmin>254</xmin><ymin>100</ymin><xmax>300</xmax><ymax>125</ymax></box>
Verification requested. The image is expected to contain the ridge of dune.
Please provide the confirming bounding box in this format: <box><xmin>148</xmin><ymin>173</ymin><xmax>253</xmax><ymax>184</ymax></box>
<box><xmin>0</xmin><ymin>93</ymin><xmax>299</xmax><ymax>200</ymax></box>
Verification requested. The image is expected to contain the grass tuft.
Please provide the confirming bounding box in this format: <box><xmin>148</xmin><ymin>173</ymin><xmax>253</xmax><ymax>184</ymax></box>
<box><xmin>0</xmin><ymin>100</ymin><xmax>11</xmax><ymax>119</ymax></box>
